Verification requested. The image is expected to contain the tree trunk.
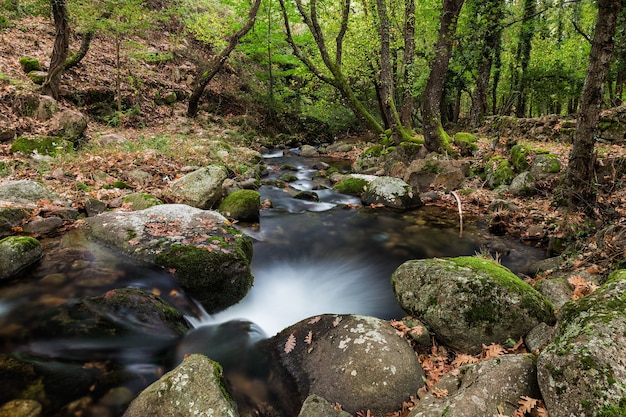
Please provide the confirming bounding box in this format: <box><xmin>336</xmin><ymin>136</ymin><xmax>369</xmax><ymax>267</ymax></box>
<box><xmin>187</xmin><ymin>0</ymin><xmax>262</xmax><ymax>117</ymax></box>
<box><xmin>64</xmin><ymin>11</ymin><xmax>112</xmax><ymax>71</ymax></box>
<box><xmin>400</xmin><ymin>0</ymin><xmax>416</xmax><ymax>128</ymax></box>
<box><xmin>422</xmin><ymin>0</ymin><xmax>464</xmax><ymax>153</ymax></box>
<box><xmin>377</xmin><ymin>0</ymin><xmax>399</xmax><ymax>144</ymax></box>
<box><xmin>565</xmin><ymin>0</ymin><xmax>622</xmax><ymax>211</ymax></box>
<box><xmin>42</xmin><ymin>0</ymin><xmax>70</xmax><ymax>99</ymax></box>
<box><xmin>514</xmin><ymin>0</ymin><xmax>536</xmax><ymax>118</ymax></box>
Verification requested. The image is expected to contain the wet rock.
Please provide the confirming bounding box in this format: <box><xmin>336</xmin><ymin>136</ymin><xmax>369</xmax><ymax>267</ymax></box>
<box><xmin>293</xmin><ymin>190</ymin><xmax>319</xmax><ymax>202</ymax></box>
<box><xmin>298</xmin><ymin>395</ymin><xmax>352</xmax><ymax>417</ymax></box>
<box><xmin>0</xmin><ymin>399</ymin><xmax>42</xmax><ymax>417</ymax></box>
<box><xmin>218</xmin><ymin>189</ymin><xmax>261</xmax><ymax>222</ymax></box>
<box><xmin>123</xmin><ymin>354</ymin><xmax>238</xmax><ymax>417</ymax></box>
<box><xmin>333</xmin><ymin>174</ymin><xmax>375</xmax><ymax>195</ymax></box>
<box><xmin>391</xmin><ymin>256</ymin><xmax>555</xmax><ymax>354</ymax></box>
<box><xmin>169</xmin><ymin>165</ymin><xmax>227</xmax><ymax>209</ymax></box>
<box><xmin>121</xmin><ymin>193</ymin><xmax>163</xmax><ymax>211</ymax></box>
<box><xmin>22</xmin><ymin>216</ymin><xmax>64</xmax><ymax>235</ymax></box>
<box><xmin>409</xmin><ymin>354</ymin><xmax>541</xmax><ymax>417</ymax></box>
<box><xmin>269</xmin><ymin>314</ymin><xmax>425</xmax><ymax>416</ymax></box>
<box><xmin>48</xmin><ymin>109</ymin><xmax>88</xmax><ymax>143</ymax></box>
<box><xmin>537</xmin><ymin>271</ymin><xmax>626</xmax><ymax>417</ymax></box>
<box><xmin>83</xmin><ymin>204</ymin><xmax>253</xmax><ymax>313</ymax></box>
<box><xmin>300</xmin><ymin>145</ymin><xmax>318</xmax><ymax>157</ymax></box>
<box><xmin>362</xmin><ymin>176</ymin><xmax>422</xmax><ymax>210</ymax></box>
<box><xmin>0</xmin><ymin>236</ymin><xmax>43</xmax><ymax>279</ymax></box>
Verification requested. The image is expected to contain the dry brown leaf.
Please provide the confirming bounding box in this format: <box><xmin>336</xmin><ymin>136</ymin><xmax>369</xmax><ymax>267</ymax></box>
<box><xmin>304</xmin><ymin>330</ymin><xmax>313</xmax><ymax>345</ymax></box>
<box><xmin>431</xmin><ymin>387</ymin><xmax>448</xmax><ymax>398</ymax></box>
<box><xmin>451</xmin><ymin>353</ymin><xmax>479</xmax><ymax>367</ymax></box>
<box><xmin>284</xmin><ymin>333</ymin><xmax>296</xmax><ymax>353</ymax></box>
<box><xmin>482</xmin><ymin>343</ymin><xmax>506</xmax><ymax>359</ymax></box>
<box><xmin>518</xmin><ymin>396</ymin><xmax>538</xmax><ymax>414</ymax></box>
<box><xmin>308</xmin><ymin>316</ymin><xmax>321</xmax><ymax>324</ymax></box>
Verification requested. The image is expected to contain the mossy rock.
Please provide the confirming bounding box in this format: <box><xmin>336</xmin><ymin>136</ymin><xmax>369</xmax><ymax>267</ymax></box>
<box><xmin>27</xmin><ymin>70</ymin><xmax>46</xmax><ymax>85</ymax></box>
<box><xmin>537</xmin><ymin>273</ymin><xmax>626</xmax><ymax>417</ymax></box>
<box><xmin>485</xmin><ymin>156</ymin><xmax>515</xmax><ymax>188</ymax></box>
<box><xmin>391</xmin><ymin>256</ymin><xmax>555</xmax><ymax>354</ymax></box>
<box><xmin>18</xmin><ymin>56</ymin><xmax>41</xmax><ymax>73</ymax></box>
<box><xmin>10</xmin><ymin>135</ymin><xmax>71</xmax><ymax>156</ymax></box>
<box><xmin>218</xmin><ymin>189</ymin><xmax>260</xmax><ymax>222</ymax></box>
<box><xmin>279</xmin><ymin>173</ymin><xmax>298</xmax><ymax>182</ymax></box>
<box><xmin>122</xmin><ymin>193</ymin><xmax>163</xmax><ymax>211</ymax></box>
<box><xmin>333</xmin><ymin>175</ymin><xmax>372</xmax><ymax>195</ymax></box>
<box><xmin>453</xmin><ymin>132</ymin><xmax>479</xmax><ymax>156</ymax></box>
<box><xmin>510</xmin><ymin>143</ymin><xmax>531</xmax><ymax>172</ymax></box>
<box><xmin>0</xmin><ymin>236</ymin><xmax>43</xmax><ymax>279</ymax></box>
<box><xmin>530</xmin><ymin>153</ymin><xmax>561</xmax><ymax>179</ymax></box>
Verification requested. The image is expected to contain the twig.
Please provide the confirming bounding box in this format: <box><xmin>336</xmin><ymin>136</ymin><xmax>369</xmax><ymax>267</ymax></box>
<box><xmin>451</xmin><ymin>190</ymin><xmax>463</xmax><ymax>238</ymax></box>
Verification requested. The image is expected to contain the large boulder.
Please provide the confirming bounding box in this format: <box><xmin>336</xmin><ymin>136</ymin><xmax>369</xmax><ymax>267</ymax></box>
<box><xmin>391</xmin><ymin>256</ymin><xmax>555</xmax><ymax>354</ymax></box>
<box><xmin>361</xmin><ymin>176</ymin><xmax>422</xmax><ymax>210</ymax></box>
<box><xmin>530</xmin><ymin>153</ymin><xmax>561</xmax><ymax>180</ymax></box>
<box><xmin>123</xmin><ymin>354</ymin><xmax>238</xmax><ymax>417</ymax></box>
<box><xmin>218</xmin><ymin>190</ymin><xmax>261</xmax><ymax>222</ymax></box>
<box><xmin>403</xmin><ymin>159</ymin><xmax>470</xmax><ymax>192</ymax></box>
<box><xmin>298</xmin><ymin>395</ymin><xmax>353</xmax><ymax>417</ymax></box>
<box><xmin>537</xmin><ymin>271</ymin><xmax>626</xmax><ymax>417</ymax></box>
<box><xmin>268</xmin><ymin>314</ymin><xmax>425</xmax><ymax>416</ymax></box>
<box><xmin>169</xmin><ymin>166</ymin><xmax>228</xmax><ymax>209</ymax></box>
<box><xmin>83</xmin><ymin>204</ymin><xmax>253</xmax><ymax>313</ymax></box>
<box><xmin>0</xmin><ymin>180</ymin><xmax>65</xmax><ymax>205</ymax></box>
<box><xmin>48</xmin><ymin>109</ymin><xmax>88</xmax><ymax>144</ymax></box>
<box><xmin>0</xmin><ymin>236</ymin><xmax>43</xmax><ymax>279</ymax></box>
<box><xmin>409</xmin><ymin>354</ymin><xmax>541</xmax><ymax>417</ymax></box>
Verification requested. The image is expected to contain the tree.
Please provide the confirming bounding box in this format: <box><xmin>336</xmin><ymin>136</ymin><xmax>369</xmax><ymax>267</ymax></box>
<box><xmin>187</xmin><ymin>0</ymin><xmax>263</xmax><ymax>117</ymax></box>
<box><xmin>422</xmin><ymin>0</ymin><xmax>465</xmax><ymax>153</ymax></box>
<box><xmin>42</xmin><ymin>0</ymin><xmax>70</xmax><ymax>99</ymax></box>
<box><xmin>565</xmin><ymin>0</ymin><xmax>623</xmax><ymax>211</ymax></box>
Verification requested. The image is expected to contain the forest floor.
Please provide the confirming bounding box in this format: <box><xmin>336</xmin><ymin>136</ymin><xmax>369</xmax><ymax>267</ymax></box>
<box><xmin>3</xmin><ymin>14</ymin><xmax>626</xmax><ymax>417</ymax></box>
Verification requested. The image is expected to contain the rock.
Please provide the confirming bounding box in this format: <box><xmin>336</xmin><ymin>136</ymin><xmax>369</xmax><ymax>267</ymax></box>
<box><xmin>537</xmin><ymin>271</ymin><xmax>626</xmax><ymax>417</ymax></box>
<box><xmin>525</xmin><ymin>322</ymin><xmax>556</xmax><ymax>353</ymax></box>
<box><xmin>83</xmin><ymin>204</ymin><xmax>253</xmax><ymax>313</ymax></box>
<box><xmin>126</xmin><ymin>169</ymin><xmax>153</xmax><ymax>185</ymax></box>
<box><xmin>452</xmin><ymin>132</ymin><xmax>478</xmax><ymax>156</ymax></box>
<box><xmin>19</xmin><ymin>56</ymin><xmax>41</xmax><ymax>73</ymax></box>
<box><xmin>391</xmin><ymin>256</ymin><xmax>555</xmax><ymax>354</ymax></box>
<box><xmin>10</xmin><ymin>135</ymin><xmax>72</xmax><ymax>156</ymax></box>
<box><xmin>48</xmin><ymin>110</ymin><xmax>88</xmax><ymax>143</ymax></box>
<box><xmin>35</xmin><ymin>287</ymin><xmax>188</xmax><ymax>340</ymax></box>
<box><xmin>22</xmin><ymin>216</ymin><xmax>64</xmax><ymax>235</ymax></box>
<box><xmin>0</xmin><ymin>180</ymin><xmax>65</xmax><ymax>205</ymax></box>
<box><xmin>333</xmin><ymin>174</ymin><xmax>375</xmax><ymax>195</ymax></box>
<box><xmin>269</xmin><ymin>314</ymin><xmax>425</xmax><ymax>415</ymax></box>
<box><xmin>13</xmin><ymin>93</ymin><xmax>40</xmax><ymax>117</ymax></box>
<box><xmin>169</xmin><ymin>166</ymin><xmax>227</xmax><ymax>209</ymax></box>
<box><xmin>218</xmin><ymin>190</ymin><xmax>261</xmax><ymax>222</ymax></box>
<box><xmin>300</xmin><ymin>145</ymin><xmax>318</xmax><ymax>157</ymax></box>
<box><xmin>408</xmin><ymin>354</ymin><xmax>541</xmax><ymax>417</ymax></box>
<box><xmin>530</xmin><ymin>153</ymin><xmax>561</xmax><ymax>180</ymax></box>
<box><xmin>84</xmin><ymin>198</ymin><xmax>107</xmax><ymax>217</ymax></box>
<box><xmin>535</xmin><ymin>278</ymin><xmax>573</xmax><ymax>310</ymax></box>
<box><xmin>403</xmin><ymin>159</ymin><xmax>470</xmax><ymax>192</ymax></box>
<box><xmin>362</xmin><ymin>176</ymin><xmax>422</xmax><ymax>210</ymax></box>
<box><xmin>0</xmin><ymin>236</ymin><xmax>43</xmax><ymax>279</ymax></box>
<box><xmin>0</xmin><ymin>127</ymin><xmax>16</xmax><ymax>142</ymax></box>
<box><xmin>485</xmin><ymin>156</ymin><xmax>515</xmax><ymax>188</ymax></box>
<box><xmin>122</xmin><ymin>193</ymin><xmax>163</xmax><ymax>211</ymax></box>
<box><xmin>123</xmin><ymin>354</ymin><xmax>238</xmax><ymax>417</ymax></box>
<box><xmin>509</xmin><ymin>143</ymin><xmax>532</xmax><ymax>171</ymax></box>
<box><xmin>488</xmin><ymin>199</ymin><xmax>519</xmax><ymax>212</ymax></box>
<box><xmin>298</xmin><ymin>395</ymin><xmax>352</xmax><ymax>417</ymax></box>
<box><xmin>0</xmin><ymin>207</ymin><xmax>32</xmax><ymax>237</ymax></box>
<box><xmin>95</xmin><ymin>133</ymin><xmax>127</xmax><ymax>146</ymax></box>
<box><xmin>0</xmin><ymin>399</ymin><xmax>42</xmax><ymax>417</ymax></box>
<box><xmin>509</xmin><ymin>171</ymin><xmax>536</xmax><ymax>196</ymax></box>
<box><xmin>34</xmin><ymin>95</ymin><xmax>59</xmax><ymax>120</ymax></box>
<box><xmin>293</xmin><ymin>190</ymin><xmax>319</xmax><ymax>202</ymax></box>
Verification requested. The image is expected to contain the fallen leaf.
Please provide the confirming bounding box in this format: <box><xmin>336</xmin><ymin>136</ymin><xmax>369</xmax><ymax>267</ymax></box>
<box><xmin>284</xmin><ymin>333</ymin><xmax>296</xmax><ymax>353</ymax></box>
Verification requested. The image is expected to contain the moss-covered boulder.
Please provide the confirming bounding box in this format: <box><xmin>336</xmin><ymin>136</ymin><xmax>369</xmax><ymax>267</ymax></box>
<box><xmin>332</xmin><ymin>174</ymin><xmax>375</xmax><ymax>195</ymax></box>
<box><xmin>510</xmin><ymin>143</ymin><xmax>532</xmax><ymax>172</ymax></box>
<box><xmin>509</xmin><ymin>171</ymin><xmax>536</xmax><ymax>196</ymax></box>
<box><xmin>218</xmin><ymin>190</ymin><xmax>261</xmax><ymax>222</ymax></box>
<box><xmin>10</xmin><ymin>135</ymin><xmax>72</xmax><ymax>156</ymax></box>
<box><xmin>122</xmin><ymin>193</ymin><xmax>163</xmax><ymax>211</ymax></box>
<box><xmin>27</xmin><ymin>70</ymin><xmax>47</xmax><ymax>85</ymax></box>
<box><xmin>391</xmin><ymin>256</ymin><xmax>555</xmax><ymax>354</ymax></box>
<box><xmin>0</xmin><ymin>236</ymin><xmax>43</xmax><ymax>279</ymax></box>
<box><xmin>268</xmin><ymin>314</ymin><xmax>425</xmax><ymax>416</ymax></box>
<box><xmin>361</xmin><ymin>176</ymin><xmax>422</xmax><ymax>210</ymax></box>
<box><xmin>453</xmin><ymin>132</ymin><xmax>478</xmax><ymax>156</ymax></box>
<box><xmin>123</xmin><ymin>354</ymin><xmax>237</xmax><ymax>417</ymax></box>
<box><xmin>18</xmin><ymin>56</ymin><xmax>41</xmax><ymax>73</ymax></box>
<box><xmin>48</xmin><ymin>109</ymin><xmax>88</xmax><ymax>144</ymax></box>
<box><xmin>530</xmin><ymin>153</ymin><xmax>561</xmax><ymax>180</ymax></box>
<box><xmin>35</xmin><ymin>287</ymin><xmax>188</xmax><ymax>339</ymax></box>
<box><xmin>83</xmin><ymin>204</ymin><xmax>253</xmax><ymax>313</ymax></box>
<box><xmin>485</xmin><ymin>156</ymin><xmax>516</xmax><ymax>188</ymax></box>
<box><xmin>537</xmin><ymin>271</ymin><xmax>626</xmax><ymax>417</ymax></box>
<box><xmin>169</xmin><ymin>166</ymin><xmax>227</xmax><ymax>209</ymax></box>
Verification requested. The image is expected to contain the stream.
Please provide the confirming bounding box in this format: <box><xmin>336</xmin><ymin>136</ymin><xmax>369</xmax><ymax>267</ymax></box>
<box><xmin>0</xmin><ymin>150</ymin><xmax>546</xmax><ymax>415</ymax></box>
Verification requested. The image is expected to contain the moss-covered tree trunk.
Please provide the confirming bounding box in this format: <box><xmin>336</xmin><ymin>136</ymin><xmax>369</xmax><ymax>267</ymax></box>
<box><xmin>400</xmin><ymin>0</ymin><xmax>416</xmax><ymax>128</ymax></box>
<box><xmin>565</xmin><ymin>0</ymin><xmax>622</xmax><ymax>212</ymax></box>
<box><xmin>42</xmin><ymin>0</ymin><xmax>70</xmax><ymax>99</ymax></box>
<box><xmin>422</xmin><ymin>0</ymin><xmax>464</xmax><ymax>153</ymax></box>
<box><xmin>187</xmin><ymin>0</ymin><xmax>262</xmax><ymax>117</ymax></box>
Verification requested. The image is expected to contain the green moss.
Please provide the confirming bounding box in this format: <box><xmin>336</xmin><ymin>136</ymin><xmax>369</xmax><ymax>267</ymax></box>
<box><xmin>279</xmin><ymin>173</ymin><xmax>298</xmax><ymax>182</ymax></box>
<box><xmin>453</xmin><ymin>132</ymin><xmax>479</xmax><ymax>155</ymax></box>
<box><xmin>18</xmin><ymin>56</ymin><xmax>40</xmax><ymax>73</ymax></box>
<box><xmin>485</xmin><ymin>156</ymin><xmax>515</xmax><ymax>188</ymax></box>
<box><xmin>510</xmin><ymin>143</ymin><xmax>531</xmax><ymax>172</ymax></box>
<box><xmin>595</xmin><ymin>398</ymin><xmax>626</xmax><ymax>417</ymax></box>
<box><xmin>122</xmin><ymin>193</ymin><xmax>163</xmax><ymax>210</ymax></box>
<box><xmin>0</xmin><ymin>236</ymin><xmax>40</xmax><ymax>252</ymax></box>
<box><xmin>333</xmin><ymin>177</ymin><xmax>369</xmax><ymax>195</ymax></box>
<box><xmin>11</xmin><ymin>135</ymin><xmax>72</xmax><ymax>156</ymax></box>
<box><xmin>112</xmin><ymin>180</ymin><xmax>134</xmax><ymax>190</ymax></box>
<box><xmin>420</xmin><ymin>161</ymin><xmax>444</xmax><ymax>174</ymax></box>
<box><xmin>218</xmin><ymin>190</ymin><xmax>261</xmax><ymax>222</ymax></box>
<box><xmin>27</xmin><ymin>70</ymin><xmax>46</xmax><ymax>85</ymax></box>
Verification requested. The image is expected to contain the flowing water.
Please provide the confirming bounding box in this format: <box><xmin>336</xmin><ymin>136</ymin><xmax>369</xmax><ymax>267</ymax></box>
<box><xmin>0</xmin><ymin>150</ymin><xmax>546</xmax><ymax>414</ymax></box>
